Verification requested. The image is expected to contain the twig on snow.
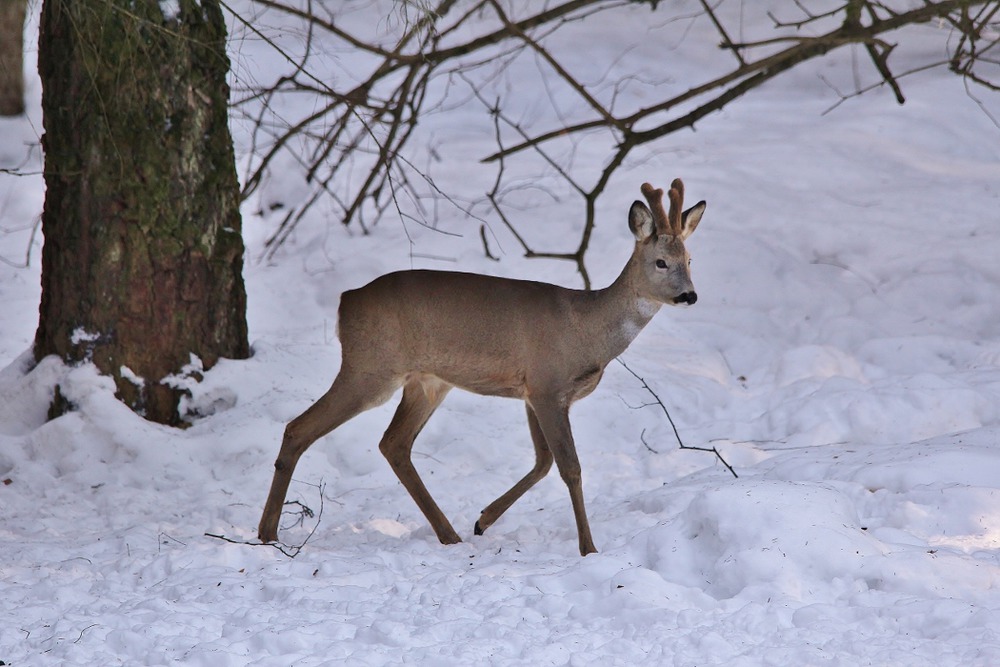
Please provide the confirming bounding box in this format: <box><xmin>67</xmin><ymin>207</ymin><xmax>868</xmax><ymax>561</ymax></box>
<box><xmin>74</xmin><ymin>624</ymin><xmax>99</xmax><ymax>644</ymax></box>
<box><xmin>206</xmin><ymin>481</ymin><xmax>326</xmax><ymax>558</ymax></box>
<box><xmin>616</xmin><ymin>358</ymin><xmax>738</xmax><ymax>478</ymax></box>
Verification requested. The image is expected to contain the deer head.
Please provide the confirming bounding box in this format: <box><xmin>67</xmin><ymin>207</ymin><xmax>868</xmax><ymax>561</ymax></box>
<box><xmin>628</xmin><ymin>179</ymin><xmax>706</xmax><ymax>306</ymax></box>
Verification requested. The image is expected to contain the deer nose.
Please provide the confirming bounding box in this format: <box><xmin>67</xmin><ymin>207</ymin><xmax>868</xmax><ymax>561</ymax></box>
<box><xmin>674</xmin><ymin>291</ymin><xmax>697</xmax><ymax>305</ymax></box>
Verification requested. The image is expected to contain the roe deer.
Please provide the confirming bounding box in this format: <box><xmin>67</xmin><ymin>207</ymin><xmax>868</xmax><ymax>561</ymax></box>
<box><xmin>258</xmin><ymin>179</ymin><xmax>706</xmax><ymax>556</ymax></box>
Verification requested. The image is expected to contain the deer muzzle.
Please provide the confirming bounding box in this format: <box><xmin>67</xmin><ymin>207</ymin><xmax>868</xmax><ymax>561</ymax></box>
<box><xmin>673</xmin><ymin>291</ymin><xmax>697</xmax><ymax>305</ymax></box>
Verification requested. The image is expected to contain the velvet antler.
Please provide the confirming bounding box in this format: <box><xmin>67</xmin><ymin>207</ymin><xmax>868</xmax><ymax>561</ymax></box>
<box><xmin>641</xmin><ymin>179</ymin><xmax>686</xmax><ymax>236</ymax></box>
<box><xmin>667</xmin><ymin>178</ymin><xmax>685</xmax><ymax>236</ymax></box>
<box><xmin>640</xmin><ymin>182</ymin><xmax>670</xmax><ymax>236</ymax></box>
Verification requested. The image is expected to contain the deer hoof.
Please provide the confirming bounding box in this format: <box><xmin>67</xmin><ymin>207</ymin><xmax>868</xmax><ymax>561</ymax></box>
<box><xmin>474</xmin><ymin>519</ymin><xmax>485</xmax><ymax>536</ymax></box>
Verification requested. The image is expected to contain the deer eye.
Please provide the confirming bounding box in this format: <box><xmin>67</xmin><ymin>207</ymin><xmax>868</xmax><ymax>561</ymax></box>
<box><xmin>655</xmin><ymin>259</ymin><xmax>668</xmax><ymax>269</ymax></box>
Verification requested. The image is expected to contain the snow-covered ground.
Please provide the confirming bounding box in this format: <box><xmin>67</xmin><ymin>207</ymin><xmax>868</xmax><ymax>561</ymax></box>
<box><xmin>2</xmin><ymin>2</ymin><xmax>1000</xmax><ymax>664</ymax></box>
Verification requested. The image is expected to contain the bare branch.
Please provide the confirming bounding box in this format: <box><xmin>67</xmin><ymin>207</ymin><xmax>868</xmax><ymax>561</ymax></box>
<box><xmin>616</xmin><ymin>358</ymin><xmax>738</xmax><ymax>478</ymax></box>
<box><xmin>486</xmin><ymin>0</ymin><xmax>620</xmax><ymax>129</ymax></box>
<box><xmin>701</xmin><ymin>0</ymin><xmax>746</xmax><ymax>65</ymax></box>
<box><xmin>230</xmin><ymin>0</ymin><xmax>997</xmax><ymax>277</ymax></box>
<box><xmin>484</xmin><ymin>0</ymin><xmax>987</xmax><ymax>163</ymax></box>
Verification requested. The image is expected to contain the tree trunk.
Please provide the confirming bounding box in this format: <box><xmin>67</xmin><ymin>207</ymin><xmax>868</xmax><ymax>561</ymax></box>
<box><xmin>0</xmin><ymin>0</ymin><xmax>27</xmax><ymax>116</ymax></box>
<box><xmin>35</xmin><ymin>0</ymin><xmax>249</xmax><ymax>425</ymax></box>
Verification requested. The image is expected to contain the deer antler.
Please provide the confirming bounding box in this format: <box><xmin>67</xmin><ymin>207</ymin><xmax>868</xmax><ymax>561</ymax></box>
<box><xmin>640</xmin><ymin>182</ymin><xmax>670</xmax><ymax>236</ymax></box>
<box><xmin>641</xmin><ymin>179</ymin><xmax>686</xmax><ymax>236</ymax></box>
<box><xmin>667</xmin><ymin>178</ymin><xmax>685</xmax><ymax>236</ymax></box>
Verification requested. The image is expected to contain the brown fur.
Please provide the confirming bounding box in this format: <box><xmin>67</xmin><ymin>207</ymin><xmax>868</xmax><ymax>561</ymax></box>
<box><xmin>257</xmin><ymin>180</ymin><xmax>708</xmax><ymax>556</ymax></box>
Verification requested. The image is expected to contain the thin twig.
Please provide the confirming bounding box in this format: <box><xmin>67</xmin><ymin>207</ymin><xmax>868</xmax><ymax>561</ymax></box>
<box><xmin>0</xmin><ymin>215</ymin><xmax>41</xmax><ymax>269</ymax></box>
<box><xmin>73</xmin><ymin>624</ymin><xmax>99</xmax><ymax>644</ymax></box>
<box><xmin>479</xmin><ymin>224</ymin><xmax>500</xmax><ymax>260</ymax></box>
<box><xmin>702</xmin><ymin>0</ymin><xmax>746</xmax><ymax>65</ymax></box>
<box><xmin>206</xmin><ymin>481</ymin><xmax>326</xmax><ymax>558</ymax></box>
<box><xmin>616</xmin><ymin>358</ymin><xmax>737</xmax><ymax>478</ymax></box>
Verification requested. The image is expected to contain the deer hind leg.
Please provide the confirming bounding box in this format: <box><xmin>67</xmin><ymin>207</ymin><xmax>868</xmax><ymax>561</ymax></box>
<box><xmin>258</xmin><ymin>368</ymin><xmax>399</xmax><ymax>543</ymax></box>
<box><xmin>378</xmin><ymin>375</ymin><xmax>460</xmax><ymax>545</ymax></box>
<box><xmin>474</xmin><ymin>403</ymin><xmax>554</xmax><ymax>537</ymax></box>
<box><xmin>529</xmin><ymin>398</ymin><xmax>597</xmax><ymax>556</ymax></box>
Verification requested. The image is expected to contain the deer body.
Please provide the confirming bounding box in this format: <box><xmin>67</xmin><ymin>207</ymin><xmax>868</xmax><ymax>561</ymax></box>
<box><xmin>340</xmin><ymin>269</ymin><xmax>655</xmax><ymax>400</ymax></box>
<box><xmin>258</xmin><ymin>180</ymin><xmax>706</xmax><ymax>556</ymax></box>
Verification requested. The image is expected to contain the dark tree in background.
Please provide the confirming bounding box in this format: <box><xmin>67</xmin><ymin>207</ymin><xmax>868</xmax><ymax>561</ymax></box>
<box><xmin>0</xmin><ymin>0</ymin><xmax>27</xmax><ymax>116</ymax></box>
<box><xmin>35</xmin><ymin>0</ymin><xmax>249</xmax><ymax>425</ymax></box>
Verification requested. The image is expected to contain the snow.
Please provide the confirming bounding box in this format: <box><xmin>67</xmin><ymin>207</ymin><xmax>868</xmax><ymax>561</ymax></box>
<box><xmin>2</xmin><ymin>2</ymin><xmax>1000</xmax><ymax>665</ymax></box>
<box><xmin>159</xmin><ymin>1</ymin><xmax>181</xmax><ymax>22</ymax></box>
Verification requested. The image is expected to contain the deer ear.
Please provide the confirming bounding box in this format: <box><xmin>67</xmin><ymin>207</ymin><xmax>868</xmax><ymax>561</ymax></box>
<box><xmin>629</xmin><ymin>201</ymin><xmax>655</xmax><ymax>241</ymax></box>
<box><xmin>679</xmin><ymin>200</ymin><xmax>706</xmax><ymax>240</ymax></box>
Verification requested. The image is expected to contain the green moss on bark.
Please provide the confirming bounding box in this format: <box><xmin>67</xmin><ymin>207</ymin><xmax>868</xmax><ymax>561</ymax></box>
<box><xmin>36</xmin><ymin>0</ymin><xmax>249</xmax><ymax>425</ymax></box>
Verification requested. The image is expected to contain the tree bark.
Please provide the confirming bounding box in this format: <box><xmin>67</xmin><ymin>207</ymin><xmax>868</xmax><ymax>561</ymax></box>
<box><xmin>0</xmin><ymin>0</ymin><xmax>27</xmax><ymax>116</ymax></box>
<box><xmin>35</xmin><ymin>0</ymin><xmax>249</xmax><ymax>425</ymax></box>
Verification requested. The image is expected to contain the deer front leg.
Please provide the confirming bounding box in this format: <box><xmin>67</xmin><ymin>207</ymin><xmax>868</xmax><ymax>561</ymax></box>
<box><xmin>258</xmin><ymin>428</ymin><xmax>305</xmax><ymax>543</ymax></box>
<box><xmin>475</xmin><ymin>403</ymin><xmax>554</xmax><ymax>537</ymax></box>
<box><xmin>258</xmin><ymin>370</ymin><xmax>398</xmax><ymax>543</ymax></box>
<box><xmin>530</xmin><ymin>397</ymin><xmax>598</xmax><ymax>556</ymax></box>
<box><xmin>378</xmin><ymin>376</ymin><xmax>461</xmax><ymax>545</ymax></box>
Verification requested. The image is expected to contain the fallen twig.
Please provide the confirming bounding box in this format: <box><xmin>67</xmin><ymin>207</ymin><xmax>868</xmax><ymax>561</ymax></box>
<box><xmin>616</xmin><ymin>358</ymin><xmax>738</xmax><ymax>478</ymax></box>
<box><xmin>206</xmin><ymin>481</ymin><xmax>326</xmax><ymax>558</ymax></box>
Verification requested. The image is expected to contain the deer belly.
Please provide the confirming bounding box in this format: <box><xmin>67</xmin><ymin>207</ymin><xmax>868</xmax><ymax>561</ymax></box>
<box><xmin>438</xmin><ymin>365</ymin><xmax>528</xmax><ymax>399</ymax></box>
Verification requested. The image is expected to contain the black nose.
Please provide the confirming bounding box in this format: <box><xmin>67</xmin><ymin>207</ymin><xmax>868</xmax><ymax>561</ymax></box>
<box><xmin>674</xmin><ymin>291</ymin><xmax>697</xmax><ymax>305</ymax></box>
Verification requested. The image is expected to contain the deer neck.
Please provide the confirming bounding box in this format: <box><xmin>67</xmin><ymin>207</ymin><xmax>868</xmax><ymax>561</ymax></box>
<box><xmin>584</xmin><ymin>256</ymin><xmax>661</xmax><ymax>362</ymax></box>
